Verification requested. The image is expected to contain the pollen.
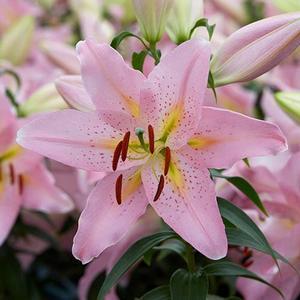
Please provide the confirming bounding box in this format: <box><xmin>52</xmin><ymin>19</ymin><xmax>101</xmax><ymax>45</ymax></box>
<box><xmin>164</xmin><ymin>147</ymin><xmax>171</xmax><ymax>176</ymax></box>
<box><xmin>121</xmin><ymin>131</ymin><xmax>131</xmax><ymax>161</ymax></box>
<box><xmin>148</xmin><ymin>125</ymin><xmax>155</xmax><ymax>154</ymax></box>
<box><xmin>154</xmin><ymin>175</ymin><xmax>165</xmax><ymax>202</ymax></box>
<box><xmin>112</xmin><ymin>141</ymin><xmax>123</xmax><ymax>171</ymax></box>
<box><xmin>115</xmin><ymin>174</ymin><xmax>123</xmax><ymax>205</ymax></box>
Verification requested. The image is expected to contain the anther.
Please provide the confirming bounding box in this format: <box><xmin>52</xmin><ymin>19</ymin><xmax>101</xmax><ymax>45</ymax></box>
<box><xmin>115</xmin><ymin>174</ymin><xmax>123</xmax><ymax>205</ymax></box>
<box><xmin>242</xmin><ymin>260</ymin><xmax>253</xmax><ymax>268</ymax></box>
<box><xmin>112</xmin><ymin>141</ymin><xmax>123</xmax><ymax>171</ymax></box>
<box><xmin>18</xmin><ymin>175</ymin><xmax>24</xmax><ymax>195</ymax></box>
<box><xmin>148</xmin><ymin>125</ymin><xmax>155</xmax><ymax>154</ymax></box>
<box><xmin>164</xmin><ymin>147</ymin><xmax>171</xmax><ymax>176</ymax></box>
<box><xmin>154</xmin><ymin>175</ymin><xmax>165</xmax><ymax>202</ymax></box>
<box><xmin>121</xmin><ymin>131</ymin><xmax>130</xmax><ymax>161</ymax></box>
<box><xmin>9</xmin><ymin>163</ymin><xmax>15</xmax><ymax>185</ymax></box>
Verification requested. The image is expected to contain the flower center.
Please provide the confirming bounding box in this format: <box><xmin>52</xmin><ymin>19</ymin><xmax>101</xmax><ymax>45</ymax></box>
<box><xmin>111</xmin><ymin>124</ymin><xmax>171</xmax><ymax>205</ymax></box>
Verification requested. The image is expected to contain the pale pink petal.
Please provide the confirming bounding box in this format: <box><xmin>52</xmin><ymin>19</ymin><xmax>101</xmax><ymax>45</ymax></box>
<box><xmin>77</xmin><ymin>39</ymin><xmax>145</xmax><ymax>117</ymax></box>
<box><xmin>142</xmin><ymin>155</ymin><xmax>227</xmax><ymax>260</ymax></box>
<box><xmin>0</xmin><ymin>181</ymin><xmax>22</xmax><ymax>246</ymax></box>
<box><xmin>17</xmin><ymin>109</ymin><xmax>139</xmax><ymax>172</ymax></box>
<box><xmin>140</xmin><ymin>38</ymin><xmax>211</xmax><ymax>149</ymax></box>
<box><xmin>22</xmin><ymin>164</ymin><xmax>74</xmax><ymax>213</ymax></box>
<box><xmin>55</xmin><ymin>75</ymin><xmax>96</xmax><ymax>112</ymax></box>
<box><xmin>180</xmin><ymin>107</ymin><xmax>287</xmax><ymax>169</ymax></box>
<box><xmin>73</xmin><ymin>167</ymin><xmax>148</xmax><ymax>264</ymax></box>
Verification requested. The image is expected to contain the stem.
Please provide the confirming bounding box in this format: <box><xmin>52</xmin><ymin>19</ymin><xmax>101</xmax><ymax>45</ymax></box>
<box><xmin>149</xmin><ymin>42</ymin><xmax>160</xmax><ymax>65</ymax></box>
<box><xmin>186</xmin><ymin>244</ymin><xmax>196</xmax><ymax>272</ymax></box>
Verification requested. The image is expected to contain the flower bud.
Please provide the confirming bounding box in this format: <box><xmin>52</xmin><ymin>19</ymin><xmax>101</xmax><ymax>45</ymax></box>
<box><xmin>40</xmin><ymin>41</ymin><xmax>80</xmax><ymax>74</ymax></box>
<box><xmin>132</xmin><ymin>0</ymin><xmax>173</xmax><ymax>43</ymax></box>
<box><xmin>210</xmin><ymin>13</ymin><xmax>300</xmax><ymax>87</ymax></box>
<box><xmin>0</xmin><ymin>16</ymin><xmax>35</xmax><ymax>65</ymax></box>
<box><xmin>19</xmin><ymin>83</ymin><xmax>68</xmax><ymax>116</ymax></box>
<box><xmin>275</xmin><ymin>91</ymin><xmax>300</xmax><ymax>124</ymax></box>
<box><xmin>166</xmin><ymin>0</ymin><xmax>203</xmax><ymax>44</ymax></box>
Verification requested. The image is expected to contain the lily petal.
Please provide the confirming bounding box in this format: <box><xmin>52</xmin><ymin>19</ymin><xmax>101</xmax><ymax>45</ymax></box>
<box><xmin>22</xmin><ymin>164</ymin><xmax>74</xmax><ymax>213</ymax></box>
<box><xmin>77</xmin><ymin>39</ymin><xmax>145</xmax><ymax>117</ymax></box>
<box><xmin>55</xmin><ymin>75</ymin><xmax>96</xmax><ymax>112</ymax></box>
<box><xmin>140</xmin><ymin>38</ymin><xmax>211</xmax><ymax>149</ymax></box>
<box><xmin>17</xmin><ymin>109</ymin><xmax>138</xmax><ymax>172</ymax></box>
<box><xmin>142</xmin><ymin>155</ymin><xmax>227</xmax><ymax>260</ymax></box>
<box><xmin>180</xmin><ymin>107</ymin><xmax>287</xmax><ymax>169</ymax></box>
<box><xmin>0</xmin><ymin>181</ymin><xmax>22</xmax><ymax>246</ymax></box>
<box><xmin>73</xmin><ymin>167</ymin><xmax>148</xmax><ymax>264</ymax></box>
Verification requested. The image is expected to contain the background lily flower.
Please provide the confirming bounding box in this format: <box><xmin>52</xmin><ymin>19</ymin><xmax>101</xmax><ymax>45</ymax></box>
<box><xmin>210</xmin><ymin>12</ymin><xmax>300</xmax><ymax>86</ymax></box>
<box><xmin>18</xmin><ymin>38</ymin><xmax>287</xmax><ymax>264</ymax></box>
<box><xmin>0</xmin><ymin>92</ymin><xmax>74</xmax><ymax>246</ymax></box>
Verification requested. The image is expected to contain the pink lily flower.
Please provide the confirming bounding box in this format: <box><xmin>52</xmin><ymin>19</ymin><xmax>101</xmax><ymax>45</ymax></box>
<box><xmin>229</xmin><ymin>153</ymin><xmax>300</xmax><ymax>300</ymax></box>
<box><xmin>17</xmin><ymin>38</ymin><xmax>287</xmax><ymax>263</ymax></box>
<box><xmin>0</xmin><ymin>92</ymin><xmax>74</xmax><ymax>246</ymax></box>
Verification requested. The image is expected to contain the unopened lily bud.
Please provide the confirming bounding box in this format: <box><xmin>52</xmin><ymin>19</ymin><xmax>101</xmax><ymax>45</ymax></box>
<box><xmin>210</xmin><ymin>13</ymin><xmax>300</xmax><ymax>87</ymax></box>
<box><xmin>0</xmin><ymin>16</ymin><xmax>35</xmax><ymax>65</ymax></box>
<box><xmin>166</xmin><ymin>0</ymin><xmax>203</xmax><ymax>44</ymax></box>
<box><xmin>272</xmin><ymin>0</ymin><xmax>300</xmax><ymax>13</ymax></box>
<box><xmin>40</xmin><ymin>41</ymin><xmax>80</xmax><ymax>74</ymax></box>
<box><xmin>275</xmin><ymin>91</ymin><xmax>300</xmax><ymax>124</ymax></box>
<box><xmin>132</xmin><ymin>0</ymin><xmax>173</xmax><ymax>44</ymax></box>
<box><xmin>19</xmin><ymin>83</ymin><xmax>68</xmax><ymax>116</ymax></box>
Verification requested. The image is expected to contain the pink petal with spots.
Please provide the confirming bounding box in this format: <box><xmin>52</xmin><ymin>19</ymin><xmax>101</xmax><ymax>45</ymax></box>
<box><xmin>22</xmin><ymin>164</ymin><xmax>74</xmax><ymax>213</ymax></box>
<box><xmin>17</xmin><ymin>109</ymin><xmax>140</xmax><ymax>172</ymax></box>
<box><xmin>140</xmin><ymin>38</ymin><xmax>211</xmax><ymax>149</ymax></box>
<box><xmin>77</xmin><ymin>39</ymin><xmax>145</xmax><ymax>117</ymax></box>
<box><xmin>73</xmin><ymin>167</ymin><xmax>148</xmax><ymax>264</ymax></box>
<box><xmin>142</xmin><ymin>155</ymin><xmax>227</xmax><ymax>260</ymax></box>
<box><xmin>55</xmin><ymin>75</ymin><xmax>96</xmax><ymax>112</ymax></box>
<box><xmin>180</xmin><ymin>107</ymin><xmax>287</xmax><ymax>169</ymax></box>
<box><xmin>0</xmin><ymin>180</ymin><xmax>22</xmax><ymax>246</ymax></box>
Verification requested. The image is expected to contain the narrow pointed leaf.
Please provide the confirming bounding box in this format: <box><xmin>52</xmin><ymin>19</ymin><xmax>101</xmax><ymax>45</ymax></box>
<box><xmin>170</xmin><ymin>269</ymin><xmax>208</xmax><ymax>300</ymax></box>
<box><xmin>203</xmin><ymin>261</ymin><xmax>283</xmax><ymax>298</ymax></box>
<box><xmin>97</xmin><ymin>231</ymin><xmax>177</xmax><ymax>300</ymax></box>
<box><xmin>140</xmin><ymin>285</ymin><xmax>171</xmax><ymax>300</ymax></box>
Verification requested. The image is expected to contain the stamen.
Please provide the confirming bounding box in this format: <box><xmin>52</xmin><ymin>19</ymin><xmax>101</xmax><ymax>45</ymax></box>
<box><xmin>9</xmin><ymin>163</ymin><xmax>15</xmax><ymax>184</ymax></box>
<box><xmin>18</xmin><ymin>175</ymin><xmax>24</xmax><ymax>195</ymax></box>
<box><xmin>121</xmin><ymin>131</ymin><xmax>130</xmax><ymax>161</ymax></box>
<box><xmin>242</xmin><ymin>260</ymin><xmax>253</xmax><ymax>268</ymax></box>
<box><xmin>164</xmin><ymin>147</ymin><xmax>171</xmax><ymax>176</ymax></box>
<box><xmin>148</xmin><ymin>125</ymin><xmax>155</xmax><ymax>154</ymax></box>
<box><xmin>112</xmin><ymin>141</ymin><xmax>123</xmax><ymax>171</ymax></box>
<box><xmin>115</xmin><ymin>174</ymin><xmax>123</xmax><ymax>205</ymax></box>
<box><xmin>154</xmin><ymin>175</ymin><xmax>165</xmax><ymax>202</ymax></box>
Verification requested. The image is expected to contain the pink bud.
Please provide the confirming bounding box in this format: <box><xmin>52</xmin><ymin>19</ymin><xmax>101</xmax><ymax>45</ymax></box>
<box><xmin>211</xmin><ymin>13</ymin><xmax>300</xmax><ymax>86</ymax></box>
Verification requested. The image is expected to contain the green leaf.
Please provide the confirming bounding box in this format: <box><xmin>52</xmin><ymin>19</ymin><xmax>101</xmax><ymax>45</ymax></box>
<box><xmin>132</xmin><ymin>50</ymin><xmax>148</xmax><ymax>72</ymax></box>
<box><xmin>218</xmin><ymin>198</ymin><xmax>277</xmax><ymax>265</ymax></box>
<box><xmin>211</xmin><ymin>169</ymin><xmax>268</xmax><ymax>216</ymax></box>
<box><xmin>155</xmin><ymin>239</ymin><xmax>187</xmax><ymax>263</ymax></box>
<box><xmin>140</xmin><ymin>285</ymin><xmax>171</xmax><ymax>300</ymax></box>
<box><xmin>97</xmin><ymin>231</ymin><xmax>177</xmax><ymax>300</ymax></box>
<box><xmin>170</xmin><ymin>269</ymin><xmax>208</xmax><ymax>300</ymax></box>
<box><xmin>111</xmin><ymin>31</ymin><xmax>147</xmax><ymax>50</ymax></box>
<box><xmin>226</xmin><ymin>227</ymin><xmax>297</xmax><ymax>272</ymax></box>
<box><xmin>208</xmin><ymin>71</ymin><xmax>217</xmax><ymax>101</ymax></box>
<box><xmin>189</xmin><ymin>18</ymin><xmax>216</xmax><ymax>40</ymax></box>
<box><xmin>204</xmin><ymin>261</ymin><xmax>283</xmax><ymax>298</ymax></box>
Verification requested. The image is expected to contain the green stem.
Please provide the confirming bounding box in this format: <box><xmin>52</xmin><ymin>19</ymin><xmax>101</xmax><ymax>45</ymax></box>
<box><xmin>149</xmin><ymin>42</ymin><xmax>160</xmax><ymax>65</ymax></box>
<box><xmin>186</xmin><ymin>244</ymin><xmax>196</xmax><ymax>273</ymax></box>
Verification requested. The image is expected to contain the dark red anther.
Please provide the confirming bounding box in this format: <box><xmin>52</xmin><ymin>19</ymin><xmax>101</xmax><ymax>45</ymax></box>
<box><xmin>121</xmin><ymin>131</ymin><xmax>130</xmax><ymax>161</ymax></box>
<box><xmin>115</xmin><ymin>174</ymin><xmax>123</xmax><ymax>205</ymax></box>
<box><xmin>9</xmin><ymin>163</ymin><xmax>15</xmax><ymax>185</ymax></box>
<box><xmin>154</xmin><ymin>175</ymin><xmax>165</xmax><ymax>202</ymax></box>
<box><xmin>148</xmin><ymin>125</ymin><xmax>155</xmax><ymax>154</ymax></box>
<box><xmin>164</xmin><ymin>147</ymin><xmax>171</xmax><ymax>176</ymax></box>
<box><xmin>243</xmin><ymin>260</ymin><xmax>254</xmax><ymax>268</ymax></box>
<box><xmin>112</xmin><ymin>141</ymin><xmax>123</xmax><ymax>171</ymax></box>
<box><xmin>18</xmin><ymin>175</ymin><xmax>24</xmax><ymax>195</ymax></box>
